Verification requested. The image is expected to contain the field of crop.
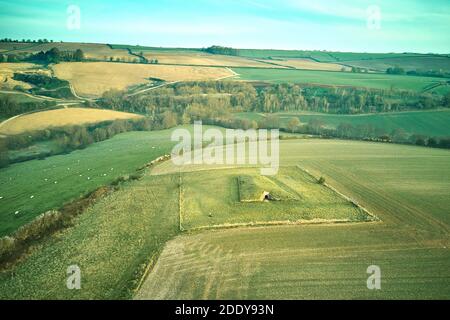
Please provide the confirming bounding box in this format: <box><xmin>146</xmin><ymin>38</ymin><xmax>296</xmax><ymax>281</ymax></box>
<box><xmin>0</xmin><ymin>42</ymin><xmax>133</xmax><ymax>61</ymax></box>
<box><xmin>52</xmin><ymin>62</ymin><xmax>234</xmax><ymax>97</ymax></box>
<box><xmin>141</xmin><ymin>50</ymin><xmax>277</xmax><ymax>68</ymax></box>
<box><xmin>234</xmin><ymin>110</ymin><xmax>450</xmax><ymax>137</ymax></box>
<box><xmin>137</xmin><ymin>139</ymin><xmax>450</xmax><ymax>299</ymax></box>
<box><xmin>343</xmin><ymin>56</ymin><xmax>450</xmax><ymax>73</ymax></box>
<box><xmin>232</xmin><ymin>67</ymin><xmax>449</xmax><ymax>92</ymax></box>
<box><xmin>0</xmin><ymin>108</ymin><xmax>142</xmax><ymax>135</ymax></box>
<box><xmin>262</xmin><ymin>58</ymin><xmax>349</xmax><ymax>71</ymax></box>
<box><xmin>180</xmin><ymin>167</ymin><xmax>370</xmax><ymax>230</ymax></box>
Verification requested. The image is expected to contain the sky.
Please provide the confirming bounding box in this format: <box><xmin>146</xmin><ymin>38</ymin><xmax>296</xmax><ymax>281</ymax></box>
<box><xmin>0</xmin><ymin>0</ymin><xmax>449</xmax><ymax>53</ymax></box>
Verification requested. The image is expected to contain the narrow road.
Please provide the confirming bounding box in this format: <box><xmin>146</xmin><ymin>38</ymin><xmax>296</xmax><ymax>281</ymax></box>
<box><xmin>215</xmin><ymin>67</ymin><xmax>240</xmax><ymax>81</ymax></box>
<box><xmin>126</xmin><ymin>81</ymin><xmax>180</xmax><ymax>97</ymax></box>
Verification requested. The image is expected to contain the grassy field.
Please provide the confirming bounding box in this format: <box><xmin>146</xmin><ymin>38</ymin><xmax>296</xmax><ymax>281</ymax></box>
<box><xmin>0</xmin><ymin>173</ymin><xmax>180</xmax><ymax>299</ymax></box>
<box><xmin>52</xmin><ymin>62</ymin><xmax>234</xmax><ymax>97</ymax></box>
<box><xmin>260</xmin><ymin>58</ymin><xmax>349</xmax><ymax>71</ymax></box>
<box><xmin>137</xmin><ymin>139</ymin><xmax>450</xmax><ymax>299</ymax></box>
<box><xmin>232</xmin><ymin>67</ymin><xmax>449</xmax><ymax>92</ymax></box>
<box><xmin>180</xmin><ymin>167</ymin><xmax>370</xmax><ymax>230</ymax></box>
<box><xmin>234</xmin><ymin>110</ymin><xmax>450</xmax><ymax>137</ymax></box>
<box><xmin>0</xmin><ymin>108</ymin><xmax>142</xmax><ymax>135</ymax></box>
<box><xmin>1</xmin><ymin>137</ymin><xmax>449</xmax><ymax>299</ymax></box>
<box><xmin>0</xmin><ymin>129</ymin><xmax>175</xmax><ymax>236</ymax></box>
<box><xmin>0</xmin><ymin>125</ymin><xmax>221</xmax><ymax>237</ymax></box>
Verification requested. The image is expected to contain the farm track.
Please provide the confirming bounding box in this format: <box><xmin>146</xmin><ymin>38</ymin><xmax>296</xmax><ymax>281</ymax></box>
<box><xmin>125</xmin><ymin>81</ymin><xmax>180</xmax><ymax>97</ymax></box>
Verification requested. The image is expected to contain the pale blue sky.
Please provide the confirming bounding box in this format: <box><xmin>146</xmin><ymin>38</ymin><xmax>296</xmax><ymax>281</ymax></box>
<box><xmin>0</xmin><ymin>0</ymin><xmax>449</xmax><ymax>53</ymax></box>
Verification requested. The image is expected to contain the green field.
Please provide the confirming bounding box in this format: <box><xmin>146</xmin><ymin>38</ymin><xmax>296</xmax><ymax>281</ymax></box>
<box><xmin>232</xmin><ymin>67</ymin><xmax>449</xmax><ymax>92</ymax></box>
<box><xmin>0</xmin><ymin>125</ymin><xmax>225</xmax><ymax>237</ymax></box>
<box><xmin>0</xmin><ymin>129</ymin><xmax>175</xmax><ymax>236</ymax></box>
<box><xmin>180</xmin><ymin>167</ymin><xmax>371</xmax><ymax>230</ymax></box>
<box><xmin>234</xmin><ymin>110</ymin><xmax>450</xmax><ymax>137</ymax></box>
<box><xmin>0</xmin><ymin>173</ymin><xmax>180</xmax><ymax>299</ymax></box>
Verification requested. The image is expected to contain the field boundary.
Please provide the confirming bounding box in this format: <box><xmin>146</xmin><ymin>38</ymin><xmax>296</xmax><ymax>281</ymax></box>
<box><xmin>183</xmin><ymin>218</ymin><xmax>380</xmax><ymax>233</ymax></box>
<box><xmin>133</xmin><ymin>251</ymin><xmax>161</xmax><ymax>295</ymax></box>
<box><xmin>178</xmin><ymin>172</ymin><xmax>185</xmax><ymax>231</ymax></box>
<box><xmin>176</xmin><ymin>165</ymin><xmax>380</xmax><ymax>233</ymax></box>
<box><xmin>295</xmin><ymin>165</ymin><xmax>380</xmax><ymax>221</ymax></box>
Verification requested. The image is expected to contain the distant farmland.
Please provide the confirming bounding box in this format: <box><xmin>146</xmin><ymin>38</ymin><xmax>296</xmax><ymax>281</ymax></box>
<box><xmin>261</xmin><ymin>58</ymin><xmax>348</xmax><ymax>71</ymax></box>
<box><xmin>237</xmin><ymin>49</ymin><xmax>425</xmax><ymax>62</ymax></box>
<box><xmin>0</xmin><ymin>42</ymin><xmax>134</xmax><ymax>61</ymax></box>
<box><xmin>232</xmin><ymin>67</ymin><xmax>449</xmax><ymax>92</ymax></box>
<box><xmin>342</xmin><ymin>56</ymin><xmax>450</xmax><ymax>73</ymax></box>
<box><xmin>140</xmin><ymin>50</ymin><xmax>278</xmax><ymax>68</ymax></box>
<box><xmin>235</xmin><ymin>110</ymin><xmax>450</xmax><ymax>137</ymax></box>
<box><xmin>0</xmin><ymin>108</ymin><xmax>142</xmax><ymax>135</ymax></box>
<box><xmin>53</xmin><ymin>62</ymin><xmax>234</xmax><ymax>97</ymax></box>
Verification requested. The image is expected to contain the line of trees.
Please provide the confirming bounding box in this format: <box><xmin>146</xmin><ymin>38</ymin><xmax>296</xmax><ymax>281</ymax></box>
<box><xmin>0</xmin><ymin>95</ymin><xmax>57</xmax><ymax>118</ymax></box>
<box><xmin>0</xmin><ymin>38</ymin><xmax>54</xmax><ymax>43</ymax></box>
<box><xmin>387</xmin><ymin>66</ymin><xmax>450</xmax><ymax>78</ymax></box>
<box><xmin>202</xmin><ymin>46</ymin><xmax>239</xmax><ymax>56</ymax></box>
<box><xmin>100</xmin><ymin>81</ymin><xmax>448</xmax><ymax>117</ymax></box>
<box><xmin>0</xmin><ymin>112</ymin><xmax>184</xmax><ymax>168</ymax></box>
<box><xmin>282</xmin><ymin>116</ymin><xmax>450</xmax><ymax>149</ymax></box>
<box><xmin>0</xmin><ymin>48</ymin><xmax>85</xmax><ymax>64</ymax></box>
<box><xmin>95</xmin><ymin>81</ymin><xmax>450</xmax><ymax>150</ymax></box>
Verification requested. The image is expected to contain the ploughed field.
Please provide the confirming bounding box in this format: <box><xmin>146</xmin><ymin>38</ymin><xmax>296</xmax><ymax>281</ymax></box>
<box><xmin>137</xmin><ymin>139</ymin><xmax>450</xmax><ymax>299</ymax></box>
